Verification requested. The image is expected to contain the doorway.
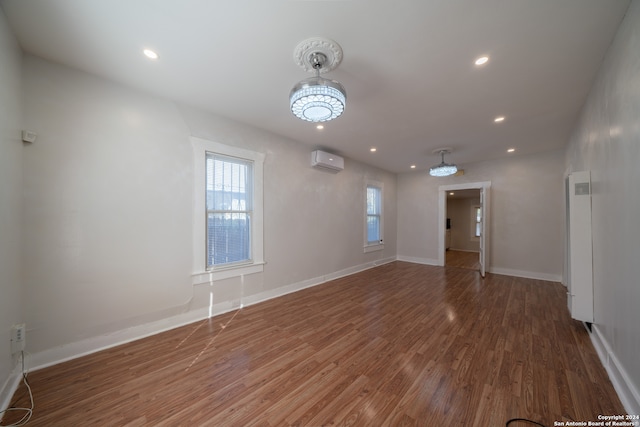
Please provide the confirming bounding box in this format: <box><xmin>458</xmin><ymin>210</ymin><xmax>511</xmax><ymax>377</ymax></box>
<box><xmin>438</xmin><ymin>181</ymin><xmax>491</xmax><ymax>277</ymax></box>
<box><xmin>445</xmin><ymin>189</ymin><xmax>481</xmax><ymax>271</ymax></box>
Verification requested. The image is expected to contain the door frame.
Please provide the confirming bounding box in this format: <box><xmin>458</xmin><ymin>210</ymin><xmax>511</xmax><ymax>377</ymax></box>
<box><xmin>438</xmin><ymin>181</ymin><xmax>491</xmax><ymax>275</ymax></box>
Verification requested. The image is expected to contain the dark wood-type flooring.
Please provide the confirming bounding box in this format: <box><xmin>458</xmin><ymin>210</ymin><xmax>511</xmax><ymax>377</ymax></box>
<box><xmin>2</xmin><ymin>262</ymin><xmax>625</xmax><ymax>426</ymax></box>
<box><xmin>446</xmin><ymin>249</ymin><xmax>480</xmax><ymax>271</ymax></box>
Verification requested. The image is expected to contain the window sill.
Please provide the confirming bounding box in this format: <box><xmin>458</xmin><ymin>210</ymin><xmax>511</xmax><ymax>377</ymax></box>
<box><xmin>364</xmin><ymin>243</ymin><xmax>384</xmax><ymax>253</ymax></box>
<box><xmin>192</xmin><ymin>261</ymin><xmax>265</xmax><ymax>285</ymax></box>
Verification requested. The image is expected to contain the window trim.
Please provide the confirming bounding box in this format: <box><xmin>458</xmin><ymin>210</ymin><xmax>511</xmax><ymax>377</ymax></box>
<box><xmin>191</xmin><ymin>137</ymin><xmax>265</xmax><ymax>284</ymax></box>
<box><xmin>364</xmin><ymin>180</ymin><xmax>384</xmax><ymax>253</ymax></box>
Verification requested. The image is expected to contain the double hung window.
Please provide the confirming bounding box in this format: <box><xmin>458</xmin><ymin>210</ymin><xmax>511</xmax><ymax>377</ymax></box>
<box><xmin>367</xmin><ymin>185</ymin><xmax>382</xmax><ymax>244</ymax></box>
<box><xmin>473</xmin><ymin>205</ymin><xmax>482</xmax><ymax>239</ymax></box>
<box><xmin>365</xmin><ymin>181</ymin><xmax>384</xmax><ymax>252</ymax></box>
<box><xmin>191</xmin><ymin>137</ymin><xmax>264</xmax><ymax>284</ymax></box>
<box><xmin>206</xmin><ymin>153</ymin><xmax>253</xmax><ymax>267</ymax></box>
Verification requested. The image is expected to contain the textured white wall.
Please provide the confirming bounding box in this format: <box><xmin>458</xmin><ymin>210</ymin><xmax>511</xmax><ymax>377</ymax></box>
<box><xmin>564</xmin><ymin>0</ymin><xmax>640</xmax><ymax>413</ymax></box>
<box><xmin>398</xmin><ymin>149</ymin><xmax>565</xmax><ymax>280</ymax></box>
<box><xmin>20</xmin><ymin>55</ymin><xmax>396</xmax><ymax>357</ymax></box>
<box><xmin>21</xmin><ymin>56</ymin><xmax>194</xmax><ymax>352</ymax></box>
<box><xmin>0</xmin><ymin>8</ymin><xmax>23</xmax><ymax>400</ymax></box>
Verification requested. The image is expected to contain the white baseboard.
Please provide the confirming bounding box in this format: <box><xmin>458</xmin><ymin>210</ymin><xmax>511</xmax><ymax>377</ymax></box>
<box><xmin>396</xmin><ymin>255</ymin><xmax>439</xmax><ymax>266</ymax></box>
<box><xmin>0</xmin><ymin>369</ymin><xmax>22</xmax><ymax>415</ymax></box>
<box><xmin>396</xmin><ymin>256</ymin><xmax>561</xmax><ymax>283</ymax></box>
<box><xmin>28</xmin><ymin>307</ymin><xmax>213</xmax><ymax>372</ymax></box>
<box><xmin>242</xmin><ymin>256</ymin><xmax>396</xmax><ymax>308</ymax></box>
<box><xmin>26</xmin><ymin>257</ymin><xmax>397</xmax><ymax>373</ymax></box>
<box><xmin>489</xmin><ymin>267</ymin><xmax>561</xmax><ymax>282</ymax></box>
<box><xmin>589</xmin><ymin>324</ymin><xmax>640</xmax><ymax>415</ymax></box>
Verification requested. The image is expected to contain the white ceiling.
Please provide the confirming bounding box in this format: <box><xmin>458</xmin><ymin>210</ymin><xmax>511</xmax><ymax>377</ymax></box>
<box><xmin>1</xmin><ymin>0</ymin><xmax>630</xmax><ymax>173</ymax></box>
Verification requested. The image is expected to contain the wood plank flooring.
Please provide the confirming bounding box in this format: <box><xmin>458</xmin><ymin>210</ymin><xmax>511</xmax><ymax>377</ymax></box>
<box><xmin>1</xmin><ymin>262</ymin><xmax>625</xmax><ymax>426</ymax></box>
<box><xmin>446</xmin><ymin>249</ymin><xmax>480</xmax><ymax>271</ymax></box>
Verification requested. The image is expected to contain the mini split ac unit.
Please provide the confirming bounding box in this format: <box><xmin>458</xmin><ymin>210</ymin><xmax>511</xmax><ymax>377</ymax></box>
<box><xmin>311</xmin><ymin>150</ymin><xmax>344</xmax><ymax>172</ymax></box>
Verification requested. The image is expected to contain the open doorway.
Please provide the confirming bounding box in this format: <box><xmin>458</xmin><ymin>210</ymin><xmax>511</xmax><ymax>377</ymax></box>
<box><xmin>445</xmin><ymin>189</ymin><xmax>481</xmax><ymax>271</ymax></box>
<box><xmin>438</xmin><ymin>181</ymin><xmax>491</xmax><ymax>277</ymax></box>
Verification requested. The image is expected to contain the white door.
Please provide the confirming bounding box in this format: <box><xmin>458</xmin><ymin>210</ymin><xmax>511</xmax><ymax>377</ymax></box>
<box><xmin>478</xmin><ymin>188</ymin><xmax>489</xmax><ymax>277</ymax></box>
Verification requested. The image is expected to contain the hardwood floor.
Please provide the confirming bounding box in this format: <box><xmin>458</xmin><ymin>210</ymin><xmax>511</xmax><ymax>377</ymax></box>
<box><xmin>446</xmin><ymin>249</ymin><xmax>480</xmax><ymax>271</ymax></box>
<box><xmin>2</xmin><ymin>262</ymin><xmax>624</xmax><ymax>426</ymax></box>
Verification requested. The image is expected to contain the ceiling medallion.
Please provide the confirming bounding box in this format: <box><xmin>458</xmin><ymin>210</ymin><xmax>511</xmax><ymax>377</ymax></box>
<box><xmin>293</xmin><ymin>37</ymin><xmax>343</xmax><ymax>73</ymax></box>
<box><xmin>290</xmin><ymin>37</ymin><xmax>346</xmax><ymax>123</ymax></box>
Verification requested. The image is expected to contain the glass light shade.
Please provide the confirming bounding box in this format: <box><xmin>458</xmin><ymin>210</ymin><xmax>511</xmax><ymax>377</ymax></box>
<box><xmin>290</xmin><ymin>76</ymin><xmax>346</xmax><ymax>122</ymax></box>
<box><xmin>429</xmin><ymin>163</ymin><xmax>458</xmax><ymax>177</ymax></box>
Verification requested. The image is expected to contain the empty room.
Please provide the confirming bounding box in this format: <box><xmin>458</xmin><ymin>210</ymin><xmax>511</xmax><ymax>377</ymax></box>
<box><xmin>1</xmin><ymin>1</ymin><xmax>639</xmax><ymax>426</ymax></box>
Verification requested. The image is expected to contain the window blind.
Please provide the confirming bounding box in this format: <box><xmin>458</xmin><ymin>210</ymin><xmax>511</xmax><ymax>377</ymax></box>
<box><xmin>367</xmin><ymin>185</ymin><xmax>381</xmax><ymax>243</ymax></box>
<box><xmin>206</xmin><ymin>153</ymin><xmax>253</xmax><ymax>267</ymax></box>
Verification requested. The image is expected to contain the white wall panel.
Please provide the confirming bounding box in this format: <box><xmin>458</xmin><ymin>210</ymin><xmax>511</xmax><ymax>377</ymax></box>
<box><xmin>0</xmin><ymin>7</ymin><xmax>24</xmax><ymax>409</ymax></box>
<box><xmin>567</xmin><ymin>171</ymin><xmax>593</xmax><ymax>323</ymax></box>
<box><xmin>564</xmin><ymin>0</ymin><xmax>640</xmax><ymax>413</ymax></box>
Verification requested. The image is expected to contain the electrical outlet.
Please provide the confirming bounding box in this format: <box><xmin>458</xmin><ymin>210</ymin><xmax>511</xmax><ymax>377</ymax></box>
<box><xmin>11</xmin><ymin>323</ymin><xmax>26</xmax><ymax>354</ymax></box>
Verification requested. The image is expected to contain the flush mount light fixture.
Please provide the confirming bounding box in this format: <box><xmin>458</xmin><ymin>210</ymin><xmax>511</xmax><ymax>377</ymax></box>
<box><xmin>429</xmin><ymin>148</ymin><xmax>458</xmax><ymax>177</ymax></box>
<box><xmin>290</xmin><ymin>38</ymin><xmax>346</xmax><ymax>122</ymax></box>
<box><xmin>494</xmin><ymin>116</ymin><xmax>505</xmax><ymax>122</ymax></box>
<box><xmin>143</xmin><ymin>48</ymin><xmax>158</xmax><ymax>60</ymax></box>
<box><xmin>475</xmin><ymin>56</ymin><xmax>489</xmax><ymax>66</ymax></box>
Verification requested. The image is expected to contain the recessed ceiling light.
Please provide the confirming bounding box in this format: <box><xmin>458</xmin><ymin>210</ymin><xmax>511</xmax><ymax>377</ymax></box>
<box><xmin>494</xmin><ymin>116</ymin><xmax>505</xmax><ymax>123</ymax></box>
<box><xmin>507</xmin><ymin>148</ymin><xmax>515</xmax><ymax>153</ymax></box>
<box><xmin>475</xmin><ymin>56</ymin><xmax>489</xmax><ymax>66</ymax></box>
<box><xmin>143</xmin><ymin>49</ymin><xmax>158</xmax><ymax>60</ymax></box>
<box><xmin>410</xmin><ymin>165</ymin><xmax>416</xmax><ymax>169</ymax></box>
<box><xmin>450</xmin><ymin>192</ymin><xmax>455</xmax><ymax>196</ymax></box>
<box><xmin>316</xmin><ymin>124</ymin><xmax>324</xmax><ymax>130</ymax></box>
<box><xmin>370</xmin><ymin>147</ymin><xmax>377</xmax><ymax>152</ymax></box>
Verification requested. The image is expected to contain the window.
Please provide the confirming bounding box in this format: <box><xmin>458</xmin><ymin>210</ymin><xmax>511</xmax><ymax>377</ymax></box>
<box><xmin>365</xmin><ymin>181</ymin><xmax>384</xmax><ymax>252</ymax></box>
<box><xmin>206</xmin><ymin>153</ymin><xmax>253</xmax><ymax>267</ymax></box>
<box><xmin>367</xmin><ymin>186</ymin><xmax>381</xmax><ymax>243</ymax></box>
<box><xmin>473</xmin><ymin>205</ymin><xmax>482</xmax><ymax>239</ymax></box>
<box><xmin>191</xmin><ymin>137</ymin><xmax>264</xmax><ymax>284</ymax></box>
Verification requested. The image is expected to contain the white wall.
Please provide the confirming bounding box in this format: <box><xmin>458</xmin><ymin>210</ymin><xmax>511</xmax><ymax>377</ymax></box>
<box><xmin>397</xmin><ymin>149</ymin><xmax>565</xmax><ymax>281</ymax></box>
<box><xmin>21</xmin><ymin>56</ymin><xmax>194</xmax><ymax>352</ymax></box>
<box><xmin>564</xmin><ymin>0</ymin><xmax>640</xmax><ymax>413</ymax></box>
<box><xmin>0</xmin><ymin>7</ymin><xmax>24</xmax><ymax>409</ymax></box>
<box><xmin>20</xmin><ymin>55</ymin><xmax>396</xmax><ymax>365</ymax></box>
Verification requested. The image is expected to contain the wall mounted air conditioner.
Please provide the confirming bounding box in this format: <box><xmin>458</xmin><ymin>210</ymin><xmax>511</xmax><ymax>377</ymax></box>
<box><xmin>311</xmin><ymin>150</ymin><xmax>344</xmax><ymax>172</ymax></box>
